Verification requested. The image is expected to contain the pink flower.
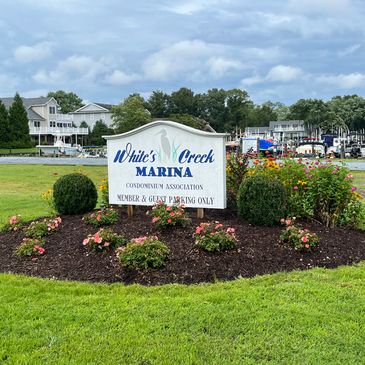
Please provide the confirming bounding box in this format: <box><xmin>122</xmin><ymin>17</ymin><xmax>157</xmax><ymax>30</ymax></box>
<box><xmin>293</xmin><ymin>186</ymin><xmax>299</xmax><ymax>190</ymax></box>
<box><xmin>167</xmin><ymin>219</ymin><xmax>172</xmax><ymax>224</ymax></box>
<box><xmin>215</xmin><ymin>223</ymin><xmax>223</xmax><ymax>230</ymax></box>
<box><xmin>96</xmin><ymin>215</ymin><xmax>101</xmax><ymax>221</ymax></box>
<box><xmin>103</xmin><ymin>242</ymin><xmax>110</xmax><ymax>247</ymax></box>
<box><xmin>285</xmin><ymin>219</ymin><xmax>292</xmax><ymax>226</ymax></box>
<box><xmin>195</xmin><ymin>227</ymin><xmax>203</xmax><ymax>235</ymax></box>
<box><xmin>351</xmin><ymin>186</ymin><xmax>357</xmax><ymax>192</ymax></box>
<box><xmin>38</xmin><ymin>247</ymin><xmax>45</xmax><ymax>254</ymax></box>
<box><xmin>9</xmin><ymin>216</ymin><xmax>17</xmax><ymax>225</ymax></box>
<box><xmin>152</xmin><ymin>217</ymin><xmax>160</xmax><ymax>223</ymax></box>
<box><xmin>347</xmin><ymin>173</ymin><xmax>353</xmax><ymax>179</ymax></box>
<box><xmin>226</xmin><ymin>227</ymin><xmax>235</xmax><ymax>234</ymax></box>
<box><xmin>83</xmin><ymin>238</ymin><xmax>90</xmax><ymax>245</ymax></box>
<box><xmin>166</xmin><ymin>206</ymin><xmax>172</xmax><ymax>211</ymax></box>
<box><xmin>301</xmin><ymin>236</ymin><xmax>308</xmax><ymax>243</ymax></box>
<box><xmin>170</xmin><ymin>212</ymin><xmax>175</xmax><ymax>217</ymax></box>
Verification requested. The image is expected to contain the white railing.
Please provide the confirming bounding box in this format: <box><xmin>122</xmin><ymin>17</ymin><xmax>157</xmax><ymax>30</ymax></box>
<box><xmin>29</xmin><ymin>126</ymin><xmax>89</xmax><ymax>135</ymax></box>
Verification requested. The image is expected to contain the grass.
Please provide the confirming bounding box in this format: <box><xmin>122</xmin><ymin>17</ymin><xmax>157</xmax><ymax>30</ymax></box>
<box><xmin>0</xmin><ymin>147</ymin><xmax>38</xmax><ymax>155</ymax></box>
<box><xmin>0</xmin><ymin>165</ymin><xmax>107</xmax><ymax>225</ymax></box>
<box><xmin>0</xmin><ymin>264</ymin><xmax>364</xmax><ymax>364</ymax></box>
<box><xmin>0</xmin><ymin>164</ymin><xmax>365</xmax><ymax>363</ymax></box>
<box><xmin>352</xmin><ymin>171</ymin><xmax>365</xmax><ymax>192</ymax></box>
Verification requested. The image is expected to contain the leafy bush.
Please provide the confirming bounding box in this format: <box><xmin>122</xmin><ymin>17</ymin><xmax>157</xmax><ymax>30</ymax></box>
<box><xmin>83</xmin><ymin>207</ymin><xmax>118</xmax><ymax>227</ymax></box>
<box><xmin>82</xmin><ymin>228</ymin><xmax>125</xmax><ymax>251</ymax></box>
<box><xmin>53</xmin><ymin>173</ymin><xmax>97</xmax><ymax>215</ymax></box>
<box><xmin>226</xmin><ymin>151</ymin><xmax>250</xmax><ymax>207</ymax></box>
<box><xmin>194</xmin><ymin>221</ymin><xmax>237</xmax><ymax>252</ymax></box>
<box><xmin>25</xmin><ymin>217</ymin><xmax>62</xmax><ymax>238</ymax></box>
<box><xmin>116</xmin><ymin>236</ymin><xmax>170</xmax><ymax>269</ymax></box>
<box><xmin>237</xmin><ymin>174</ymin><xmax>287</xmax><ymax>226</ymax></box>
<box><xmin>147</xmin><ymin>200</ymin><xmax>191</xmax><ymax>229</ymax></box>
<box><xmin>1</xmin><ymin>215</ymin><xmax>24</xmax><ymax>232</ymax></box>
<box><xmin>15</xmin><ymin>238</ymin><xmax>46</xmax><ymax>256</ymax></box>
<box><xmin>280</xmin><ymin>218</ymin><xmax>319</xmax><ymax>252</ymax></box>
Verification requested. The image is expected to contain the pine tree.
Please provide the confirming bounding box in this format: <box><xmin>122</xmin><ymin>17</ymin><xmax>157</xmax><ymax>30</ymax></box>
<box><xmin>0</xmin><ymin>100</ymin><xmax>10</xmax><ymax>147</ymax></box>
<box><xmin>8</xmin><ymin>93</ymin><xmax>31</xmax><ymax>147</ymax></box>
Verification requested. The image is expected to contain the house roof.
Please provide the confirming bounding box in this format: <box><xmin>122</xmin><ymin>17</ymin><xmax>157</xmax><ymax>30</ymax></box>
<box><xmin>28</xmin><ymin>109</ymin><xmax>45</xmax><ymax>121</ymax></box>
<box><xmin>94</xmin><ymin>102</ymin><xmax>114</xmax><ymax>110</ymax></box>
<box><xmin>71</xmin><ymin>102</ymin><xmax>114</xmax><ymax>114</ymax></box>
<box><xmin>269</xmin><ymin>120</ymin><xmax>304</xmax><ymax>127</ymax></box>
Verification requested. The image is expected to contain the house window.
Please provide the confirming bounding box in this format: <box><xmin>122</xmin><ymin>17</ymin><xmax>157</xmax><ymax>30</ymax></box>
<box><xmin>49</xmin><ymin>106</ymin><xmax>56</xmax><ymax>114</ymax></box>
<box><xmin>50</xmin><ymin>121</ymin><xmax>56</xmax><ymax>127</ymax></box>
<box><xmin>33</xmin><ymin>121</ymin><xmax>40</xmax><ymax>127</ymax></box>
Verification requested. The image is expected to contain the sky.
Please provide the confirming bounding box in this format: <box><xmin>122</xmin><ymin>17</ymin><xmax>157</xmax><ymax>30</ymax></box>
<box><xmin>1</xmin><ymin>0</ymin><xmax>365</xmax><ymax>106</ymax></box>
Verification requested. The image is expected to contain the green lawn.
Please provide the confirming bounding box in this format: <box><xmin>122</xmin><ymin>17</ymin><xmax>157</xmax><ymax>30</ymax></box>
<box><xmin>0</xmin><ymin>164</ymin><xmax>365</xmax><ymax>364</ymax></box>
<box><xmin>1</xmin><ymin>265</ymin><xmax>364</xmax><ymax>364</ymax></box>
<box><xmin>0</xmin><ymin>165</ymin><xmax>107</xmax><ymax>225</ymax></box>
<box><xmin>0</xmin><ymin>147</ymin><xmax>38</xmax><ymax>155</ymax></box>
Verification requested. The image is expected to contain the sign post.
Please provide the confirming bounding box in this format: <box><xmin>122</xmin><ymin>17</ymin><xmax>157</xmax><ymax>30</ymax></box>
<box><xmin>104</xmin><ymin>120</ymin><xmax>228</xmax><ymax>211</ymax></box>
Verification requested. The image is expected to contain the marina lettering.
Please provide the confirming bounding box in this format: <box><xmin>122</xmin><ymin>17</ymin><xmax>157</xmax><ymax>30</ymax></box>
<box><xmin>136</xmin><ymin>166</ymin><xmax>193</xmax><ymax>177</ymax></box>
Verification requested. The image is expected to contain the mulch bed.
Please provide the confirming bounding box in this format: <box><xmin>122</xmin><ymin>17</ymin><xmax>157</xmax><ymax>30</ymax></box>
<box><xmin>1</xmin><ymin>207</ymin><xmax>365</xmax><ymax>285</ymax></box>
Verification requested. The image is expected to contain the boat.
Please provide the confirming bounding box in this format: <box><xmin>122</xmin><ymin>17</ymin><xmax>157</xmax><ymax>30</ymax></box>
<box><xmin>37</xmin><ymin>134</ymin><xmax>83</xmax><ymax>156</ymax></box>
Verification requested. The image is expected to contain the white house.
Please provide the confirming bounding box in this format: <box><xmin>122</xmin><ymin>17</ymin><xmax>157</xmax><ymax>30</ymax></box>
<box><xmin>0</xmin><ymin>96</ymin><xmax>88</xmax><ymax>145</ymax></box>
<box><xmin>70</xmin><ymin>103</ymin><xmax>114</xmax><ymax>130</ymax></box>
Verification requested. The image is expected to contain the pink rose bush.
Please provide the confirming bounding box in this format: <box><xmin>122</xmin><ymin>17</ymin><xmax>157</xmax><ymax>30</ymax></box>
<box><xmin>1</xmin><ymin>215</ymin><xmax>24</xmax><ymax>232</ymax></box>
<box><xmin>25</xmin><ymin>217</ymin><xmax>62</xmax><ymax>238</ymax></box>
<box><xmin>280</xmin><ymin>217</ymin><xmax>319</xmax><ymax>252</ymax></box>
<box><xmin>83</xmin><ymin>207</ymin><xmax>118</xmax><ymax>227</ymax></box>
<box><xmin>15</xmin><ymin>238</ymin><xmax>46</xmax><ymax>257</ymax></box>
<box><xmin>194</xmin><ymin>221</ymin><xmax>237</xmax><ymax>252</ymax></box>
<box><xmin>82</xmin><ymin>228</ymin><xmax>125</xmax><ymax>252</ymax></box>
<box><xmin>147</xmin><ymin>200</ymin><xmax>191</xmax><ymax>229</ymax></box>
<box><xmin>116</xmin><ymin>235</ymin><xmax>170</xmax><ymax>269</ymax></box>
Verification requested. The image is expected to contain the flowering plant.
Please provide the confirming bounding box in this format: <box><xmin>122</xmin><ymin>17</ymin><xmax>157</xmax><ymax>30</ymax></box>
<box><xmin>1</xmin><ymin>214</ymin><xmax>24</xmax><ymax>232</ymax></box>
<box><xmin>99</xmin><ymin>178</ymin><xmax>109</xmax><ymax>208</ymax></box>
<box><xmin>25</xmin><ymin>217</ymin><xmax>62</xmax><ymax>238</ymax></box>
<box><xmin>147</xmin><ymin>200</ymin><xmax>191</xmax><ymax>229</ymax></box>
<box><xmin>194</xmin><ymin>221</ymin><xmax>237</xmax><ymax>252</ymax></box>
<box><xmin>116</xmin><ymin>236</ymin><xmax>170</xmax><ymax>269</ymax></box>
<box><xmin>15</xmin><ymin>238</ymin><xmax>46</xmax><ymax>257</ymax></box>
<box><xmin>83</xmin><ymin>207</ymin><xmax>118</xmax><ymax>227</ymax></box>
<box><xmin>41</xmin><ymin>188</ymin><xmax>56</xmax><ymax>214</ymax></box>
<box><xmin>280</xmin><ymin>218</ymin><xmax>319</xmax><ymax>252</ymax></box>
<box><xmin>82</xmin><ymin>228</ymin><xmax>125</xmax><ymax>251</ymax></box>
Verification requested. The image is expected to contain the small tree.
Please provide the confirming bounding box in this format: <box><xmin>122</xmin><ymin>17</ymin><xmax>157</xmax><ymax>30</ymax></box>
<box><xmin>8</xmin><ymin>93</ymin><xmax>32</xmax><ymax>148</ymax></box>
<box><xmin>0</xmin><ymin>100</ymin><xmax>10</xmax><ymax>148</ymax></box>
<box><xmin>47</xmin><ymin>90</ymin><xmax>84</xmax><ymax>113</ymax></box>
<box><xmin>112</xmin><ymin>95</ymin><xmax>152</xmax><ymax>134</ymax></box>
<box><xmin>89</xmin><ymin>120</ymin><xmax>113</xmax><ymax>146</ymax></box>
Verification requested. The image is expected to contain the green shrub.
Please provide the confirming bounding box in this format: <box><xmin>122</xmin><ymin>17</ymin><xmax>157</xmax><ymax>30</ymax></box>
<box><xmin>194</xmin><ymin>222</ymin><xmax>237</xmax><ymax>252</ymax></box>
<box><xmin>53</xmin><ymin>173</ymin><xmax>97</xmax><ymax>215</ymax></box>
<box><xmin>82</xmin><ymin>228</ymin><xmax>125</xmax><ymax>251</ymax></box>
<box><xmin>15</xmin><ymin>238</ymin><xmax>46</xmax><ymax>256</ymax></box>
<box><xmin>25</xmin><ymin>217</ymin><xmax>62</xmax><ymax>238</ymax></box>
<box><xmin>0</xmin><ymin>215</ymin><xmax>24</xmax><ymax>232</ymax></box>
<box><xmin>83</xmin><ymin>208</ymin><xmax>118</xmax><ymax>227</ymax></box>
<box><xmin>237</xmin><ymin>174</ymin><xmax>287</xmax><ymax>226</ymax></box>
<box><xmin>117</xmin><ymin>236</ymin><xmax>170</xmax><ymax>269</ymax></box>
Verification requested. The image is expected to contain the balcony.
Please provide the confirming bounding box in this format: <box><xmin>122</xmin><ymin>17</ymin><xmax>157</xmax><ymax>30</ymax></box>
<box><xmin>29</xmin><ymin>126</ymin><xmax>89</xmax><ymax>136</ymax></box>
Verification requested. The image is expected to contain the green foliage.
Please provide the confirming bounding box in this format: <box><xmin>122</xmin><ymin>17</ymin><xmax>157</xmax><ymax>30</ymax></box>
<box><xmin>117</xmin><ymin>236</ymin><xmax>170</xmax><ymax>269</ymax></box>
<box><xmin>112</xmin><ymin>94</ymin><xmax>152</xmax><ymax>134</ymax></box>
<box><xmin>89</xmin><ymin>120</ymin><xmax>113</xmax><ymax>146</ymax></box>
<box><xmin>82</xmin><ymin>228</ymin><xmax>125</xmax><ymax>251</ymax></box>
<box><xmin>53</xmin><ymin>173</ymin><xmax>97</xmax><ymax>215</ymax></box>
<box><xmin>169</xmin><ymin>87</ymin><xmax>197</xmax><ymax>116</ymax></box>
<box><xmin>146</xmin><ymin>90</ymin><xmax>169</xmax><ymax>118</ymax></box>
<box><xmin>280</xmin><ymin>218</ymin><xmax>319</xmax><ymax>252</ymax></box>
<box><xmin>237</xmin><ymin>174</ymin><xmax>287</xmax><ymax>226</ymax></box>
<box><xmin>194</xmin><ymin>222</ymin><xmax>237</xmax><ymax>252</ymax></box>
<box><xmin>226</xmin><ymin>151</ymin><xmax>250</xmax><ymax>208</ymax></box>
<box><xmin>336</xmin><ymin>198</ymin><xmax>365</xmax><ymax>228</ymax></box>
<box><xmin>8</xmin><ymin>93</ymin><xmax>32</xmax><ymax>148</ymax></box>
<box><xmin>15</xmin><ymin>238</ymin><xmax>45</xmax><ymax>256</ymax></box>
<box><xmin>0</xmin><ymin>215</ymin><xmax>24</xmax><ymax>232</ymax></box>
<box><xmin>25</xmin><ymin>217</ymin><xmax>62</xmax><ymax>238</ymax></box>
<box><xmin>0</xmin><ymin>100</ymin><xmax>10</xmax><ymax>148</ymax></box>
<box><xmin>147</xmin><ymin>201</ymin><xmax>191</xmax><ymax>229</ymax></box>
<box><xmin>47</xmin><ymin>90</ymin><xmax>84</xmax><ymax>113</ymax></box>
<box><xmin>83</xmin><ymin>207</ymin><xmax>118</xmax><ymax>227</ymax></box>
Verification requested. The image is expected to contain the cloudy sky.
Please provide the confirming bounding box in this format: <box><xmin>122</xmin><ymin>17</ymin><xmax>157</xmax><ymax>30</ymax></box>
<box><xmin>1</xmin><ymin>0</ymin><xmax>365</xmax><ymax>105</ymax></box>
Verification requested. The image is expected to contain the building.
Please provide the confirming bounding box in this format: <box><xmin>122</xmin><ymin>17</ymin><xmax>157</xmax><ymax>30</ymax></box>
<box><xmin>0</xmin><ymin>96</ymin><xmax>88</xmax><ymax>145</ymax></box>
<box><xmin>70</xmin><ymin>103</ymin><xmax>114</xmax><ymax>130</ymax></box>
<box><xmin>245</xmin><ymin>126</ymin><xmax>270</xmax><ymax>139</ymax></box>
<box><xmin>268</xmin><ymin>120</ymin><xmax>306</xmax><ymax>143</ymax></box>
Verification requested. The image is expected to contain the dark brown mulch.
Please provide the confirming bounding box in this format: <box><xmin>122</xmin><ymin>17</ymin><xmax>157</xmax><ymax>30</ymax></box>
<box><xmin>1</xmin><ymin>207</ymin><xmax>365</xmax><ymax>285</ymax></box>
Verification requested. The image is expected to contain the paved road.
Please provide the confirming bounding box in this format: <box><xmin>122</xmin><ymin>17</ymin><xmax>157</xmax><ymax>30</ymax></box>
<box><xmin>0</xmin><ymin>156</ymin><xmax>107</xmax><ymax>166</ymax></box>
<box><xmin>0</xmin><ymin>156</ymin><xmax>365</xmax><ymax>170</ymax></box>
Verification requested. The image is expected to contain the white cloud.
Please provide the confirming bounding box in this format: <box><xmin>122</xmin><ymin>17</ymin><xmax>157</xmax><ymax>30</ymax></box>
<box><xmin>266</xmin><ymin>65</ymin><xmax>304</xmax><ymax>82</ymax></box>
<box><xmin>338</xmin><ymin>44</ymin><xmax>361</xmax><ymax>57</ymax></box>
<box><xmin>164</xmin><ymin>0</ymin><xmax>229</xmax><ymax>15</ymax></box>
<box><xmin>14</xmin><ymin>41</ymin><xmax>54</xmax><ymax>63</ymax></box>
<box><xmin>104</xmin><ymin>70</ymin><xmax>141</xmax><ymax>85</ymax></box>
<box><xmin>288</xmin><ymin>0</ymin><xmax>351</xmax><ymax>16</ymax></box>
<box><xmin>318</xmin><ymin>72</ymin><xmax>365</xmax><ymax>88</ymax></box>
<box><xmin>240</xmin><ymin>74</ymin><xmax>264</xmax><ymax>86</ymax></box>
<box><xmin>21</xmin><ymin>89</ymin><xmax>49</xmax><ymax>98</ymax></box>
<box><xmin>207</xmin><ymin>57</ymin><xmax>246</xmax><ymax>78</ymax></box>
<box><xmin>33</xmin><ymin>55</ymin><xmax>109</xmax><ymax>84</ymax></box>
